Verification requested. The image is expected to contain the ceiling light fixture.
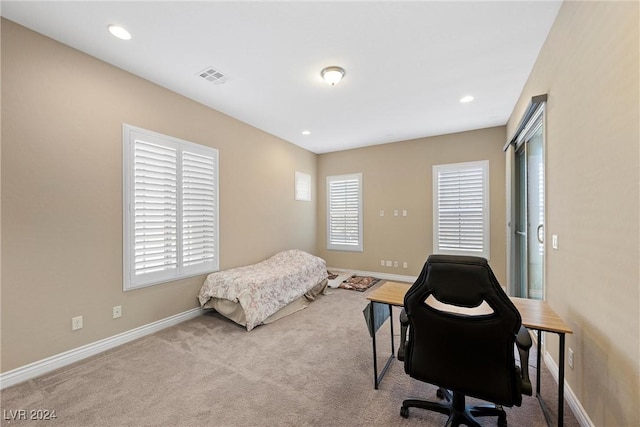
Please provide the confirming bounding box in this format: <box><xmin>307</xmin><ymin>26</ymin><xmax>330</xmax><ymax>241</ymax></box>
<box><xmin>321</xmin><ymin>66</ymin><xmax>345</xmax><ymax>86</ymax></box>
<box><xmin>301</xmin><ymin>130</ymin><xmax>311</xmax><ymax>135</ymax></box>
<box><xmin>460</xmin><ymin>95</ymin><xmax>474</xmax><ymax>103</ymax></box>
<box><xmin>108</xmin><ymin>24</ymin><xmax>132</xmax><ymax>40</ymax></box>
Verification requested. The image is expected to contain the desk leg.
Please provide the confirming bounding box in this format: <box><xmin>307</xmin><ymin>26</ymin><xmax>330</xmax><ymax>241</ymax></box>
<box><xmin>535</xmin><ymin>330</ymin><xmax>565</xmax><ymax>427</ymax></box>
<box><xmin>558</xmin><ymin>334</ymin><xmax>565</xmax><ymax>427</ymax></box>
<box><xmin>536</xmin><ymin>330</ymin><xmax>542</xmax><ymax>394</ymax></box>
<box><xmin>370</xmin><ymin>303</ymin><xmax>396</xmax><ymax>389</ymax></box>
<box><xmin>370</xmin><ymin>302</ymin><xmax>379</xmax><ymax>389</ymax></box>
<box><xmin>389</xmin><ymin>304</ymin><xmax>395</xmax><ymax>358</ymax></box>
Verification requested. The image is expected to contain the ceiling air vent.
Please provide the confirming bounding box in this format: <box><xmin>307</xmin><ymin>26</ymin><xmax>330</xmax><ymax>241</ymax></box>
<box><xmin>197</xmin><ymin>66</ymin><xmax>228</xmax><ymax>85</ymax></box>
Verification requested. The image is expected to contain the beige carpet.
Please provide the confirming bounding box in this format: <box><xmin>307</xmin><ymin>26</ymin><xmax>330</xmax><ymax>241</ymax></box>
<box><xmin>0</xmin><ymin>285</ymin><xmax>579</xmax><ymax>426</ymax></box>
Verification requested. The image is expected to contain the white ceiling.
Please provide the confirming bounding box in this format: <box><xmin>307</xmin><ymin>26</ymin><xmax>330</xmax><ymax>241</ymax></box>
<box><xmin>1</xmin><ymin>1</ymin><xmax>562</xmax><ymax>154</ymax></box>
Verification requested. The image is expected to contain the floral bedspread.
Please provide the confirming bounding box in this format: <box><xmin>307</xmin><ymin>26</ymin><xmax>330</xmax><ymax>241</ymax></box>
<box><xmin>198</xmin><ymin>249</ymin><xmax>327</xmax><ymax>331</ymax></box>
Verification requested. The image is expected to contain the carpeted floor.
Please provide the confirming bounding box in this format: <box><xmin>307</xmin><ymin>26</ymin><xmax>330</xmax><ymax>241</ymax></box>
<box><xmin>0</xmin><ymin>284</ymin><xmax>580</xmax><ymax>426</ymax></box>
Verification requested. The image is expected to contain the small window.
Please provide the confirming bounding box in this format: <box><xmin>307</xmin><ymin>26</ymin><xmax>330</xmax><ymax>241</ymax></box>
<box><xmin>123</xmin><ymin>125</ymin><xmax>219</xmax><ymax>291</ymax></box>
<box><xmin>327</xmin><ymin>173</ymin><xmax>363</xmax><ymax>252</ymax></box>
<box><xmin>433</xmin><ymin>160</ymin><xmax>489</xmax><ymax>259</ymax></box>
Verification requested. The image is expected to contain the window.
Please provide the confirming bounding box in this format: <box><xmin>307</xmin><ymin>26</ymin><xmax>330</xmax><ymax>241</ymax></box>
<box><xmin>327</xmin><ymin>173</ymin><xmax>363</xmax><ymax>252</ymax></box>
<box><xmin>433</xmin><ymin>160</ymin><xmax>489</xmax><ymax>259</ymax></box>
<box><xmin>123</xmin><ymin>125</ymin><xmax>219</xmax><ymax>291</ymax></box>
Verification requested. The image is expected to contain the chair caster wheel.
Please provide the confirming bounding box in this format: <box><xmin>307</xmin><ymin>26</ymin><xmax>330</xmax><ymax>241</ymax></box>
<box><xmin>498</xmin><ymin>414</ymin><xmax>507</xmax><ymax>427</ymax></box>
<box><xmin>436</xmin><ymin>388</ymin><xmax>445</xmax><ymax>399</ymax></box>
<box><xmin>400</xmin><ymin>406</ymin><xmax>409</xmax><ymax>418</ymax></box>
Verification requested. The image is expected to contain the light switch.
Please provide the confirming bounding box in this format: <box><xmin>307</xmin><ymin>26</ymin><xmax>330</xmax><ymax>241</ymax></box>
<box><xmin>394</xmin><ymin>210</ymin><xmax>398</xmax><ymax>216</ymax></box>
<box><xmin>402</xmin><ymin>210</ymin><xmax>408</xmax><ymax>217</ymax></box>
<box><xmin>552</xmin><ymin>234</ymin><xmax>558</xmax><ymax>250</ymax></box>
<box><xmin>379</xmin><ymin>210</ymin><xmax>384</xmax><ymax>217</ymax></box>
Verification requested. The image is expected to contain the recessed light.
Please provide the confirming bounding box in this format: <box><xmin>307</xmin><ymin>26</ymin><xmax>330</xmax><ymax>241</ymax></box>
<box><xmin>108</xmin><ymin>24</ymin><xmax>131</xmax><ymax>40</ymax></box>
<box><xmin>460</xmin><ymin>95</ymin><xmax>474</xmax><ymax>103</ymax></box>
<box><xmin>301</xmin><ymin>130</ymin><xmax>311</xmax><ymax>135</ymax></box>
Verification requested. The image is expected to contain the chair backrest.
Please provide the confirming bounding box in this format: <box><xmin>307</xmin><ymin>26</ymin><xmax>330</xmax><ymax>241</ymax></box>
<box><xmin>403</xmin><ymin>254</ymin><xmax>523</xmax><ymax>407</ymax></box>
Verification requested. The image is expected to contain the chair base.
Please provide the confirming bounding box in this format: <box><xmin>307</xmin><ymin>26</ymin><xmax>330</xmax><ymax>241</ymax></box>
<box><xmin>400</xmin><ymin>389</ymin><xmax>507</xmax><ymax>427</ymax></box>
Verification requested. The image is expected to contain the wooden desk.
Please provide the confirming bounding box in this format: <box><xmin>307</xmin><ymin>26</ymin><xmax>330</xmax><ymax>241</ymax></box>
<box><xmin>366</xmin><ymin>281</ymin><xmax>410</xmax><ymax>389</ymax></box>
<box><xmin>366</xmin><ymin>281</ymin><xmax>572</xmax><ymax>427</ymax></box>
<box><xmin>511</xmin><ymin>297</ymin><xmax>572</xmax><ymax>427</ymax></box>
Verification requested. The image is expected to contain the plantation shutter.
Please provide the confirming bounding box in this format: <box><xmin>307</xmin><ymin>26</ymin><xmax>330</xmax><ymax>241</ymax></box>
<box><xmin>327</xmin><ymin>173</ymin><xmax>363</xmax><ymax>252</ymax></box>
<box><xmin>182</xmin><ymin>150</ymin><xmax>217</xmax><ymax>270</ymax></box>
<box><xmin>124</xmin><ymin>125</ymin><xmax>219</xmax><ymax>290</ymax></box>
<box><xmin>433</xmin><ymin>161</ymin><xmax>489</xmax><ymax>259</ymax></box>
<box><xmin>133</xmin><ymin>140</ymin><xmax>178</xmax><ymax>277</ymax></box>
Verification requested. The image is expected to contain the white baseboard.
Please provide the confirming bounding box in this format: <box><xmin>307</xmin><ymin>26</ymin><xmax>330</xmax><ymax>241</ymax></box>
<box><xmin>543</xmin><ymin>349</ymin><xmax>595</xmax><ymax>427</ymax></box>
<box><xmin>327</xmin><ymin>267</ymin><xmax>417</xmax><ymax>284</ymax></box>
<box><xmin>0</xmin><ymin>307</ymin><xmax>204</xmax><ymax>390</ymax></box>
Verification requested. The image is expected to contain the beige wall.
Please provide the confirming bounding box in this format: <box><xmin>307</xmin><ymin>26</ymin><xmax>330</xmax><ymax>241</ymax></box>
<box><xmin>0</xmin><ymin>20</ymin><xmax>318</xmax><ymax>373</ymax></box>
<box><xmin>317</xmin><ymin>127</ymin><xmax>507</xmax><ymax>284</ymax></box>
<box><xmin>507</xmin><ymin>1</ymin><xmax>639</xmax><ymax>425</ymax></box>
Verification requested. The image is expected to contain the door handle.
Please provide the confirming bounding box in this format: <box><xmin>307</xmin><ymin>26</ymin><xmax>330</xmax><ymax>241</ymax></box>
<box><xmin>537</xmin><ymin>224</ymin><xmax>544</xmax><ymax>244</ymax></box>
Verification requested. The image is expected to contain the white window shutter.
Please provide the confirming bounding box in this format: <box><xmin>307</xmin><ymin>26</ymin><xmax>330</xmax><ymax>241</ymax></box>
<box><xmin>327</xmin><ymin>173</ymin><xmax>363</xmax><ymax>252</ymax></box>
<box><xmin>124</xmin><ymin>125</ymin><xmax>219</xmax><ymax>290</ymax></box>
<box><xmin>133</xmin><ymin>140</ymin><xmax>178</xmax><ymax>277</ymax></box>
<box><xmin>182</xmin><ymin>150</ymin><xmax>217</xmax><ymax>270</ymax></box>
<box><xmin>433</xmin><ymin>161</ymin><xmax>489</xmax><ymax>259</ymax></box>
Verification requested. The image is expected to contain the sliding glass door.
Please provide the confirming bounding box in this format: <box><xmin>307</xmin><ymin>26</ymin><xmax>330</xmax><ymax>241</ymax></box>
<box><xmin>513</xmin><ymin>108</ymin><xmax>545</xmax><ymax>300</ymax></box>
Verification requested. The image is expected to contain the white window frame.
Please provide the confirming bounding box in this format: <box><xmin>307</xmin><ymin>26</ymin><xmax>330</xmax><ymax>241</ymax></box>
<box><xmin>433</xmin><ymin>160</ymin><xmax>490</xmax><ymax>259</ymax></box>
<box><xmin>123</xmin><ymin>124</ymin><xmax>219</xmax><ymax>291</ymax></box>
<box><xmin>326</xmin><ymin>173</ymin><xmax>363</xmax><ymax>252</ymax></box>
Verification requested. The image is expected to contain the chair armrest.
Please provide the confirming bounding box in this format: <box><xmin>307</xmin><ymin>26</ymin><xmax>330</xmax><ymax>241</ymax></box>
<box><xmin>398</xmin><ymin>308</ymin><xmax>409</xmax><ymax>362</ymax></box>
<box><xmin>516</xmin><ymin>326</ymin><xmax>533</xmax><ymax>396</ymax></box>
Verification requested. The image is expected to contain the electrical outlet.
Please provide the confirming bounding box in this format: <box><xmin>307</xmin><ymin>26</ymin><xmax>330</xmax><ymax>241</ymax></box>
<box><xmin>113</xmin><ymin>305</ymin><xmax>122</xmax><ymax>319</ymax></box>
<box><xmin>568</xmin><ymin>348</ymin><xmax>574</xmax><ymax>368</ymax></box>
<box><xmin>72</xmin><ymin>316</ymin><xmax>83</xmax><ymax>331</ymax></box>
<box><xmin>385</xmin><ymin>260</ymin><xmax>392</xmax><ymax>267</ymax></box>
<box><xmin>380</xmin><ymin>260</ymin><xmax>385</xmax><ymax>266</ymax></box>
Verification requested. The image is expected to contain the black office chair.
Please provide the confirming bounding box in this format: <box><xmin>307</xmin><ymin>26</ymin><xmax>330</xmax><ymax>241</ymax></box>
<box><xmin>397</xmin><ymin>255</ymin><xmax>532</xmax><ymax>427</ymax></box>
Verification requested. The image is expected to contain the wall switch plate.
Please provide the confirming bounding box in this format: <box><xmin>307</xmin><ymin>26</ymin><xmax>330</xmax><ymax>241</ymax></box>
<box><xmin>393</xmin><ymin>261</ymin><xmax>399</xmax><ymax>268</ymax></box>
<box><xmin>379</xmin><ymin>210</ymin><xmax>384</xmax><ymax>217</ymax></box>
<box><xmin>568</xmin><ymin>348</ymin><xmax>574</xmax><ymax>368</ymax></box>
<box><xmin>113</xmin><ymin>306</ymin><xmax>122</xmax><ymax>319</ymax></box>
<box><xmin>402</xmin><ymin>210</ymin><xmax>408</xmax><ymax>217</ymax></box>
<box><xmin>403</xmin><ymin>262</ymin><xmax>408</xmax><ymax>269</ymax></box>
<box><xmin>552</xmin><ymin>234</ymin><xmax>559</xmax><ymax>250</ymax></box>
<box><xmin>72</xmin><ymin>316</ymin><xmax>83</xmax><ymax>331</ymax></box>
<box><xmin>393</xmin><ymin>210</ymin><xmax>398</xmax><ymax>216</ymax></box>
<box><xmin>380</xmin><ymin>260</ymin><xmax>385</xmax><ymax>266</ymax></box>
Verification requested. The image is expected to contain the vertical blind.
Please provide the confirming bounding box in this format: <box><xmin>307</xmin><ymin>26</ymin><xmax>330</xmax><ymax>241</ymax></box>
<box><xmin>433</xmin><ymin>161</ymin><xmax>489</xmax><ymax>258</ymax></box>
<box><xmin>124</xmin><ymin>125</ymin><xmax>219</xmax><ymax>290</ymax></box>
<box><xmin>327</xmin><ymin>174</ymin><xmax>362</xmax><ymax>251</ymax></box>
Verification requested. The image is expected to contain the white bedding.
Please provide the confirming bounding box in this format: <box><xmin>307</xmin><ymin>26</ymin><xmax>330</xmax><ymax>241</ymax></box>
<box><xmin>197</xmin><ymin>249</ymin><xmax>328</xmax><ymax>331</ymax></box>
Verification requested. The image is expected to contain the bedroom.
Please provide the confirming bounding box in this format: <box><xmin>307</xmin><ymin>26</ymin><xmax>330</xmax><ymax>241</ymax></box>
<box><xmin>1</xmin><ymin>1</ymin><xmax>639</xmax><ymax>426</ymax></box>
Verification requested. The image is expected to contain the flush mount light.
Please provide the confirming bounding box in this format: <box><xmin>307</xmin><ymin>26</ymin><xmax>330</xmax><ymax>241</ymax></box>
<box><xmin>321</xmin><ymin>66</ymin><xmax>345</xmax><ymax>86</ymax></box>
<box><xmin>460</xmin><ymin>95</ymin><xmax>475</xmax><ymax>103</ymax></box>
<box><xmin>108</xmin><ymin>24</ymin><xmax>132</xmax><ymax>40</ymax></box>
<box><xmin>301</xmin><ymin>130</ymin><xmax>311</xmax><ymax>135</ymax></box>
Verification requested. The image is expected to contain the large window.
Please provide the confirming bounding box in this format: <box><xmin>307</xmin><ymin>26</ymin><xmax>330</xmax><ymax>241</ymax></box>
<box><xmin>123</xmin><ymin>125</ymin><xmax>219</xmax><ymax>291</ymax></box>
<box><xmin>433</xmin><ymin>160</ymin><xmax>489</xmax><ymax>259</ymax></box>
<box><xmin>327</xmin><ymin>173</ymin><xmax>363</xmax><ymax>252</ymax></box>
